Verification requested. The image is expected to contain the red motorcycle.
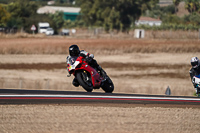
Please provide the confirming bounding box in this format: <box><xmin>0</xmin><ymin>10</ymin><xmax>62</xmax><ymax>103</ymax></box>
<box><xmin>67</xmin><ymin>56</ymin><xmax>114</xmax><ymax>93</ymax></box>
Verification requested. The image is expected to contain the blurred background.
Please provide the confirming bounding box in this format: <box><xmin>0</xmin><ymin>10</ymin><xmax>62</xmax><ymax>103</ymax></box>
<box><xmin>0</xmin><ymin>0</ymin><xmax>200</xmax><ymax>96</ymax></box>
<box><xmin>0</xmin><ymin>0</ymin><xmax>200</xmax><ymax>35</ymax></box>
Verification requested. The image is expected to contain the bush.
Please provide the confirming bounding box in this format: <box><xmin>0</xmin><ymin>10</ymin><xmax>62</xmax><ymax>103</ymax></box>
<box><xmin>182</xmin><ymin>13</ymin><xmax>200</xmax><ymax>25</ymax></box>
<box><xmin>135</xmin><ymin>23</ymin><xmax>200</xmax><ymax>31</ymax></box>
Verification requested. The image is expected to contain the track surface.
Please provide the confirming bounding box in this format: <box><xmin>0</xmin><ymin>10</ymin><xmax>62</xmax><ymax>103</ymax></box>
<box><xmin>0</xmin><ymin>89</ymin><xmax>200</xmax><ymax>106</ymax></box>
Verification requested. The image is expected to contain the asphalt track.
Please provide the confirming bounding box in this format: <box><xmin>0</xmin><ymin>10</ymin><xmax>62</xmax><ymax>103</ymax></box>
<box><xmin>0</xmin><ymin>89</ymin><xmax>200</xmax><ymax>107</ymax></box>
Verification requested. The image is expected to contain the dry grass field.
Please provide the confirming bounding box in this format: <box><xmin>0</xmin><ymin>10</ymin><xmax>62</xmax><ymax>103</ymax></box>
<box><xmin>1</xmin><ymin>36</ymin><xmax>200</xmax><ymax>133</ymax></box>
<box><xmin>0</xmin><ymin>37</ymin><xmax>200</xmax><ymax>95</ymax></box>
<box><xmin>0</xmin><ymin>37</ymin><xmax>200</xmax><ymax>54</ymax></box>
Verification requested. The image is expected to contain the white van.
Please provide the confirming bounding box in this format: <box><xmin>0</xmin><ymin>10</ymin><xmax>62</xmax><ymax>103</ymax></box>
<box><xmin>38</xmin><ymin>22</ymin><xmax>50</xmax><ymax>34</ymax></box>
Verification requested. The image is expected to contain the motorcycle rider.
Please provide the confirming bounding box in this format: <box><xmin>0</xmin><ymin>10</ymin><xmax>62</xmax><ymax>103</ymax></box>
<box><xmin>66</xmin><ymin>44</ymin><xmax>106</xmax><ymax>87</ymax></box>
<box><xmin>189</xmin><ymin>57</ymin><xmax>200</xmax><ymax>94</ymax></box>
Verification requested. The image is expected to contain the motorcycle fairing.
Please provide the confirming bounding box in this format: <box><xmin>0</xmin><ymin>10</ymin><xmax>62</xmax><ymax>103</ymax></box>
<box><xmin>77</xmin><ymin>64</ymin><xmax>101</xmax><ymax>88</ymax></box>
<box><xmin>67</xmin><ymin>56</ymin><xmax>103</xmax><ymax>89</ymax></box>
<box><xmin>193</xmin><ymin>75</ymin><xmax>200</xmax><ymax>84</ymax></box>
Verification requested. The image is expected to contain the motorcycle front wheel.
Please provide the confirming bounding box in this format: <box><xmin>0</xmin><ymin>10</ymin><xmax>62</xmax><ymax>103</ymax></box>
<box><xmin>101</xmin><ymin>76</ymin><xmax>114</xmax><ymax>93</ymax></box>
<box><xmin>76</xmin><ymin>71</ymin><xmax>93</xmax><ymax>92</ymax></box>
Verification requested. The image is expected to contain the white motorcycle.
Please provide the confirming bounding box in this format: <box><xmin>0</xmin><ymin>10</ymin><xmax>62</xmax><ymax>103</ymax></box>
<box><xmin>192</xmin><ymin>74</ymin><xmax>200</xmax><ymax>97</ymax></box>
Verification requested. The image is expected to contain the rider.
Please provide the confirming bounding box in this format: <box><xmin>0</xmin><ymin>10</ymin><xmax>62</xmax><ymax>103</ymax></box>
<box><xmin>66</xmin><ymin>44</ymin><xmax>106</xmax><ymax>87</ymax></box>
<box><xmin>189</xmin><ymin>57</ymin><xmax>200</xmax><ymax>94</ymax></box>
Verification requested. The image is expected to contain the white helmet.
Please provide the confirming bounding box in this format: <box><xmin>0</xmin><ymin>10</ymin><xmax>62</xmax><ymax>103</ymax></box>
<box><xmin>191</xmin><ymin>57</ymin><xmax>200</xmax><ymax>69</ymax></box>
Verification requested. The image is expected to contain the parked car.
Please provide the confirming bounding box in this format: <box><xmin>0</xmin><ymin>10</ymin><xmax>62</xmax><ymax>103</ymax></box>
<box><xmin>46</xmin><ymin>28</ymin><xmax>54</xmax><ymax>35</ymax></box>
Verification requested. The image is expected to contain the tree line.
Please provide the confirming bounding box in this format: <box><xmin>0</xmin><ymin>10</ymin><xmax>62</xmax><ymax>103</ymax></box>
<box><xmin>139</xmin><ymin>0</ymin><xmax>200</xmax><ymax>31</ymax></box>
<box><xmin>0</xmin><ymin>0</ymin><xmax>200</xmax><ymax>34</ymax></box>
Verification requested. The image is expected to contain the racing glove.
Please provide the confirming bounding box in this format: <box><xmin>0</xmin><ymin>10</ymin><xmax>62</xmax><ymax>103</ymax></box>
<box><xmin>89</xmin><ymin>54</ymin><xmax>94</xmax><ymax>58</ymax></box>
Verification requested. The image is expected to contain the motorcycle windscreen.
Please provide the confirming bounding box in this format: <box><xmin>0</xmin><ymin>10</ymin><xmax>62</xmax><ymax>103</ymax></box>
<box><xmin>195</xmin><ymin>74</ymin><xmax>200</xmax><ymax>78</ymax></box>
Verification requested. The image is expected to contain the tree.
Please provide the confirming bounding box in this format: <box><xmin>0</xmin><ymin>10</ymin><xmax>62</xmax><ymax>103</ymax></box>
<box><xmin>78</xmin><ymin>0</ymin><xmax>158</xmax><ymax>32</ymax></box>
<box><xmin>49</xmin><ymin>11</ymin><xmax>64</xmax><ymax>34</ymax></box>
<box><xmin>7</xmin><ymin>0</ymin><xmax>38</xmax><ymax>18</ymax></box>
<box><xmin>103</xmin><ymin>7</ymin><xmax>121</xmax><ymax>31</ymax></box>
<box><xmin>7</xmin><ymin>0</ymin><xmax>38</xmax><ymax>30</ymax></box>
<box><xmin>173</xmin><ymin>0</ymin><xmax>181</xmax><ymax>14</ymax></box>
<box><xmin>144</xmin><ymin>4</ymin><xmax>176</xmax><ymax>21</ymax></box>
<box><xmin>0</xmin><ymin>5</ymin><xmax>11</xmax><ymax>27</ymax></box>
<box><xmin>182</xmin><ymin>13</ymin><xmax>200</xmax><ymax>25</ymax></box>
<box><xmin>184</xmin><ymin>0</ymin><xmax>200</xmax><ymax>13</ymax></box>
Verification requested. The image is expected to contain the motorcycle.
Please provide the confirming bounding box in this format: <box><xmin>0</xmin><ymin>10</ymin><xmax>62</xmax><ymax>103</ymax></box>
<box><xmin>192</xmin><ymin>74</ymin><xmax>200</xmax><ymax>96</ymax></box>
<box><xmin>67</xmin><ymin>56</ymin><xmax>114</xmax><ymax>93</ymax></box>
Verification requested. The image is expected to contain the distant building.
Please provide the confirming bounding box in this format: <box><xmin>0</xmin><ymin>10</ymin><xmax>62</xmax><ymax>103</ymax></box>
<box><xmin>159</xmin><ymin>0</ymin><xmax>173</xmax><ymax>6</ymax></box>
<box><xmin>47</xmin><ymin>1</ymin><xmax>55</xmax><ymax>5</ymax></box>
<box><xmin>37</xmin><ymin>6</ymin><xmax>81</xmax><ymax>21</ymax></box>
<box><xmin>135</xmin><ymin>16</ymin><xmax>162</xmax><ymax>26</ymax></box>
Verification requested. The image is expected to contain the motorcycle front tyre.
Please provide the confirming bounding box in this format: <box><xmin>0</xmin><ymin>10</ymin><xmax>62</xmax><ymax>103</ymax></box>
<box><xmin>101</xmin><ymin>76</ymin><xmax>114</xmax><ymax>93</ymax></box>
<box><xmin>76</xmin><ymin>71</ymin><xmax>93</xmax><ymax>92</ymax></box>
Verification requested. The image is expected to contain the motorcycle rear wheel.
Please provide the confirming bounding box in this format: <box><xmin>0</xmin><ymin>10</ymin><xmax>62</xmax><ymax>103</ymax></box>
<box><xmin>76</xmin><ymin>71</ymin><xmax>93</xmax><ymax>92</ymax></box>
<box><xmin>101</xmin><ymin>76</ymin><xmax>114</xmax><ymax>93</ymax></box>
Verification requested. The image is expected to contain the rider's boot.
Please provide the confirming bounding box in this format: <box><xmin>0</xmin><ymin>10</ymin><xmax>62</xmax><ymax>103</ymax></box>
<box><xmin>195</xmin><ymin>87</ymin><xmax>200</xmax><ymax>97</ymax></box>
<box><xmin>72</xmin><ymin>78</ymin><xmax>79</xmax><ymax>87</ymax></box>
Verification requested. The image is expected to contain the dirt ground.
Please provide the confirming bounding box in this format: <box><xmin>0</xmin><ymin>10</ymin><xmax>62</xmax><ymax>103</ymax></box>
<box><xmin>1</xmin><ymin>104</ymin><xmax>200</xmax><ymax>133</ymax></box>
<box><xmin>1</xmin><ymin>37</ymin><xmax>200</xmax><ymax>133</ymax></box>
<box><xmin>0</xmin><ymin>38</ymin><xmax>199</xmax><ymax>95</ymax></box>
<box><xmin>0</xmin><ymin>53</ymin><xmax>198</xmax><ymax>95</ymax></box>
